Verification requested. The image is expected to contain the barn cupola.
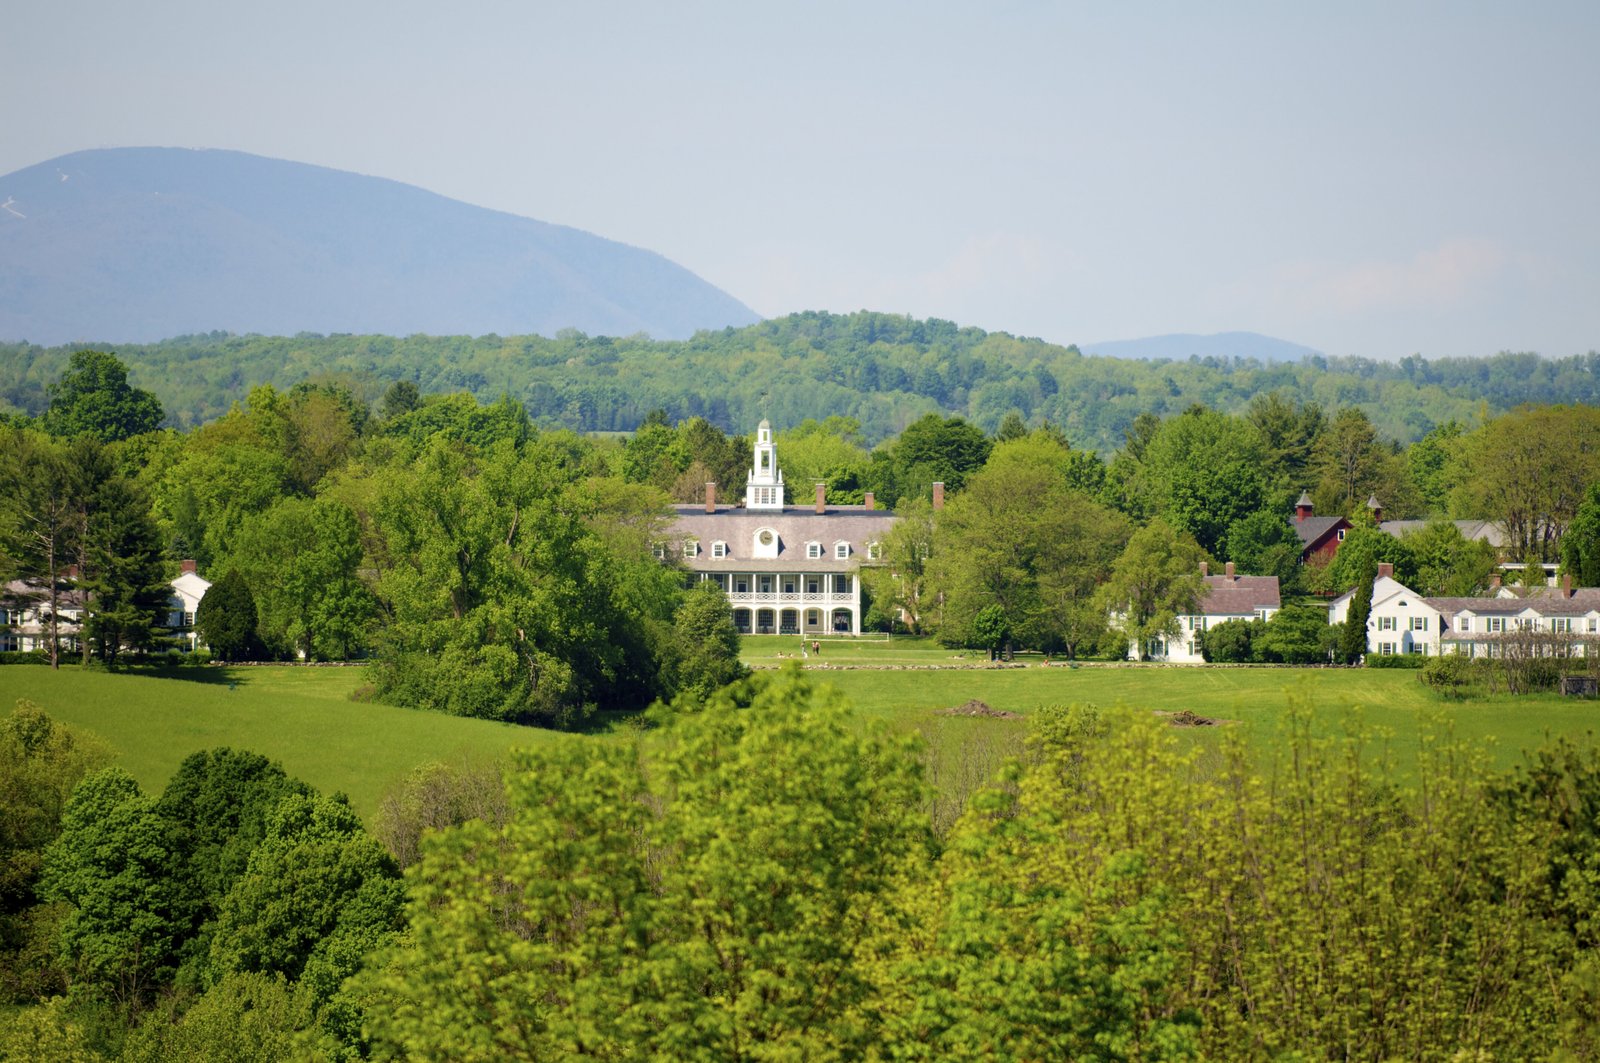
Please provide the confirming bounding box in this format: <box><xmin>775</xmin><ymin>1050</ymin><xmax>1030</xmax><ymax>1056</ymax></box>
<box><xmin>745</xmin><ymin>419</ymin><xmax>785</xmax><ymax>510</ymax></box>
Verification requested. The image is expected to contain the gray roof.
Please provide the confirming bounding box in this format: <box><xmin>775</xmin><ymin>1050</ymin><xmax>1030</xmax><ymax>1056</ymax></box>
<box><xmin>1426</xmin><ymin>589</ymin><xmax>1600</xmax><ymax>618</ymax></box>
<box><xmin>1380</xmin><ymin>519</ymin><xmax>1506</xmax><ymax>548</ymax></box>
<box><xmin>667</xmin><ymin>505</ymin><xmax>899</xmax><ymax>571</ymax></box>
<box><xmin>1199</xmin><ymin>574</ymin><xmax>1280</xmax><ymax>616</ymax></box>
<box><xmin>1293</xmin><ymin>515</ymin><xmax>1347</xmax><ymax>546</ymax></box>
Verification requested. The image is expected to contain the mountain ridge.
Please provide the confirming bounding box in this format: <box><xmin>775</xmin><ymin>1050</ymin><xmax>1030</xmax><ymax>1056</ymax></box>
<box><xmin>0</xmin><ymin>147</ymin><xmax>759</xmax><ymax>345</ymax></box>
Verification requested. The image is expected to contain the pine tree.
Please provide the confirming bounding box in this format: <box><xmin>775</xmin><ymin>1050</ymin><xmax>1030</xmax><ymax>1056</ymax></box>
<box><xmin>195</xmin><ymin>570</ymin><xmax>261</xmax><ymax>662</ymax></box>
<box><xmin>1340</xmin><ymin>559</ymin><xmax>1377</xmax><ymax>664</ymax></box>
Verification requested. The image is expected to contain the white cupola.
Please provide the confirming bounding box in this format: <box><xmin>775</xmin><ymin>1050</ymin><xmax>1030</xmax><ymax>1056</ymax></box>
<box><xmin>745</xmin><ymin>419</ymin><xmax>785</xmax><ymax>509</ymax></box>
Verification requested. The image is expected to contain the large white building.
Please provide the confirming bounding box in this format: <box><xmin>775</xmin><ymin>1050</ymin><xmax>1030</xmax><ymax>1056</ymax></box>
<box><xmin>1329</xmin><ymin>565</ymin><xmax>1600</xmax><ymax>657</ymax></box>
<box><xmin>665</xmin><ymin>420</ymin><xmax>899</xmax><ymax>636</ymax></box>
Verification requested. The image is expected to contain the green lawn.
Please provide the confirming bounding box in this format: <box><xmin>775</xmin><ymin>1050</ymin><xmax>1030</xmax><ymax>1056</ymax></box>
<box><xmin>0</xmin><ymin>665</ymin><xmax>563</xmax><ymax>820</ymax></box>
<box><xmin>5</xmin><ymin>653</ymin><xmax>1597</xmax><ymax>825</ymax></box>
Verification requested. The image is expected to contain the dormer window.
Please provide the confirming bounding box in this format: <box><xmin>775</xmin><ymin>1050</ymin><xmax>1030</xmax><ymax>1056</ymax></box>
<box><xmin>683</xmin><ymin>539</ymin><xmax>699</xmax><ymax>558</ymax></box>
<box><xmin>807</xmin><ymin>542</ymin><xmax>822</xmax><ymax>559</ymax></box>
<box><xmin>835</xmin><ymin>542</ymin><xmax>849</xmax><ymax>559</ymax></box>
<box><xmin>653</xmin><ymin>541</ymin><xmax>667</xmax><ymax>560</ymax></box>
<box><xmin>711</xmin><ymin>541</ymin><xmax>728</xmax><ymax>559</ymax></box>
<box><xmin>867</xmin><ymin>542</ymin><xmax>882</xmax><ymax>561</ymax></box>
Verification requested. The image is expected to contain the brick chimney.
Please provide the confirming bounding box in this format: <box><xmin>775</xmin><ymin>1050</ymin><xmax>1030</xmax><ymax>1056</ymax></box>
<box><xmin>933</xmin><ymin>482</ymin><xmax>945</xmax><ymax>510</ymax></box>
<box><xmin>1295</xmin><ymin>491</ymin><xmax>1314</xmax><ymax>523</ymax></box>
<box><xmin>705</xmin><ymin>482</ymin><xmax>716</xmax><ymax>514</ymax></box>
<box><xmin>815</xmin><ymin>482</ymin><xmax>826</xmax><ymax>514</ymax></box>
<box><xmin>1377</xmin><ymin>562</ymin><xmax>1394</xmax><ymax>579</ymax></box>
<box><xmin>863</xmin><ymin>491</ymin><xmax>875</xmax><ymax>511</ymax></box>
<box><xmin>181</xmin><ymin>559</ymin><xmax>198</xmax><ymax>575</ymax></box>
<box><xmin>1225</xmin><ymin>561</ymin><xmax>1235</xmax><ymax>579</ymax></box>
<box><xmin>1564</xmin><ymin>572</ymin><xmax>1574</xmax><ymax>597</ymax></box>
<box><xmin>1200</xmin><ymin>561</ymin><xmax>1209</xmax><ymax>577</ymax></box>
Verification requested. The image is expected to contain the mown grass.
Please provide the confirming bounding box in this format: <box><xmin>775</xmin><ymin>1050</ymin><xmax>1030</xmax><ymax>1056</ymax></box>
<box><xmin>0</xmin><ymin>665</ymin><xmax>562</xmax><ymax>820</ymax></box>
<box><xmin>5</xmin><ymin>647</ymin><xmax>1597</xmax><ymax>825</ymax></box>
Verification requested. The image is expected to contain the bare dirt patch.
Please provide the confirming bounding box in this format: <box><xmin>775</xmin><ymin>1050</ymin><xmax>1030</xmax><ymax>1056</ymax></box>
<box><xmin>1156</xmin><ymin>709</ymin><xmax>1236</xmax><ymax>727</ymax></box>
<box><xmin>937</xmin><ymin>699</ymin><xmax>1022</xmax><ymax>720</ymax></box>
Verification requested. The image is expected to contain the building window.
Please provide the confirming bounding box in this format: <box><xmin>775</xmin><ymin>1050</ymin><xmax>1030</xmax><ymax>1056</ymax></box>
<box><xmin>833</xmin><ymin>574</ymin><xmax>851</xmax><ymax>595</ymax></box>
<box><xmin>758</xmin><ymin>576</ymin><xmax>773</xmax><ymax>594</ymax></box>
<box><xmin>1486</xmin><ymin>617</ymin><xmax>1504</xmax><ymax>633</ymax></box>
<box><xmin>1336</xmin><ymin>529</ymin><xmax>1346</xmax><ymax>541</ymax></box>
<box><xmin>712</xmin><ymin>541</ymin><xmax>728</xmax><ymax>558</ymax></box>
<box><xmin>835</xmin><ymin>542</ymin><xmax>849</xmax><ymax>559</ymax></box>
<box><xmin>1409</xmin><ymin>643</ymin><xmax>1426</xmax><ymax>654</ymax></box>
<box><xmin>734</xmin><ymin>578</ymin><xmax>749</xmax><ymax>594</ymax></box>
<box><xmin>1552</xmin><ymin>617</ymin><xmax>1573</xmax><ymax>633</ymax></box>
<box><xmin>1379</xmin><ymin>642</ymin><xmax>1395</xmax><ymax>655</ymax></box>
<box><xmin>1410</xmin><ymin>616</ymin><xmax>1428</xmax><ymax>631</ymax></box>
<box><xmin>1589</xmin><ymin>617</ymin><xmax>1598</xmax><ymax>633</ymax></box>
<box><xmin>183</xmin><ymin>611</ymin><xmax>194</xmax><ymax>628</ymax></box>
<box><xmin>1378</xmin><ymin>616</ymin><xmax>1397</xmax><ymax>631</ymax></box>
<box><xmin>653</xmin><ymin>542</ymin><xmax>667</xmax><ymax>560</ymax></box>
<box><xmin>683</xmin><ymin>539</ymin><xmax>698</xmax><ymax>558</ymax></box>
<box><xmin>806</xmin><ymin>577</ymin><xmax>820</xmax><ymax>594</ymax></box>
<box><xmin>867</xmin><ymin>541</ymin><xmax>882</xmax><ymax>560</ymax></box>
<box><xmin>806</xmin><ymin>542</ymin><xmax>822</xmax><ymax>559</ymax></box>
<box><xmin>782</xmin><ymin>577</ymin><xmax>796</xmax><ymax>594</ymax></box>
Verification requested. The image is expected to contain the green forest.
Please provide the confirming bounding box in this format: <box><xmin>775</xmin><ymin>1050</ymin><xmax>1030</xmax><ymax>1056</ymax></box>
<box><xmin>8</xmin><ymin>338</ymin><xmax>1600</xmax><ymax>1058</ymax></box>
<box><xmin>3</xmin><ymin>311</ymin><xmax>1599</xmax><ymax>449</ymax></box>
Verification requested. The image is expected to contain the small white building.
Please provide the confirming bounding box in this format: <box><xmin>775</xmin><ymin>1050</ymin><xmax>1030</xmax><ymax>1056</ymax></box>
<box><xmin>168</xmin><ymin>560</ymin><xmax>211</xmax><ymax>651</ymax></box>
<box><xmin>1139</xmin><ymin>562</ymin><xmax>1282</xmax><ymax>663</ymax></box>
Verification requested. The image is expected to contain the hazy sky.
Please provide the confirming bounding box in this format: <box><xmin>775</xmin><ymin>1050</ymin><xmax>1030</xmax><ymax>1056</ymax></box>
<box><xmin>5</xmin><ymin>1</ymin><xmax>1598</xmax><ymax>358</ymax></box>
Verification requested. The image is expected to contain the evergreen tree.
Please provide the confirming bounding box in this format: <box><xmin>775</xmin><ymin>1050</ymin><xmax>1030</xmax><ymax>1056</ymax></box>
<box><xmin>1340</xmin><ymin>559</ymin><xmax>1376</xmax><ymax>664</ymax></box>
<box><xmin>1562</xmin><ymin>482</ymin><xmax>1600</xmax><ymax>587</ymax></box>
<box><xmin>195</xmin><ymin>570</ymin><xmax>261</xmax><ymax>661</ymax></box>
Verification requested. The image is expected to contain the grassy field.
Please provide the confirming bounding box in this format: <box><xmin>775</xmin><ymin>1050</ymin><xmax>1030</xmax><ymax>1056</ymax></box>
<box><xmin>0</xmin><ymin>665</ymin><xmax>563</xmax><ymax>820</ymax></box>
<box><xmin>5</xmin><ymin>646</ymin><xmax>1597</xmax><ymax>824</ymax></box>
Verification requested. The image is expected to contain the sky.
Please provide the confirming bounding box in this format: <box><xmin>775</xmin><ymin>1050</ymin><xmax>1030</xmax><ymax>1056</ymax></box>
<box><xmin>4</xmin><ymin>1</ymin><xmax>1598</xmax><ymax>359</ymax></box>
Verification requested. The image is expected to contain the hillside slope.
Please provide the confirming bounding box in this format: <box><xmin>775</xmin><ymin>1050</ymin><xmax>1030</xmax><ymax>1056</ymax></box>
<box><xmin>0</xmin><ymin>147</ymin><xmax>759</xmax><ymax>344</ymax></box>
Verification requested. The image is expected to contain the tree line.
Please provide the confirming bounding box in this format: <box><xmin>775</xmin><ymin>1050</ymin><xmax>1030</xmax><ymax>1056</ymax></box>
<box><xmin>4</xmin><ymin>311</ymin><xmax>1600</xmax><ymax>451</ymax></box>
<box><xmin>9</xmin><ymin>349</ymin><xmax>1600</xmax><ymax>696</ymax></box>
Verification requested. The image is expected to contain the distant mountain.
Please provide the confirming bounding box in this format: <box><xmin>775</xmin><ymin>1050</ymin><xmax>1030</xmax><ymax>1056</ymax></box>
<box><xmin>0</xmin><ymin>148</ymin><xmax>759</xmax><ymax>345</ymax></box>
<box><xmin>1080</xmin><ymin>331</ymin><xmax>1322</xmax><ymax>362</ymax></box>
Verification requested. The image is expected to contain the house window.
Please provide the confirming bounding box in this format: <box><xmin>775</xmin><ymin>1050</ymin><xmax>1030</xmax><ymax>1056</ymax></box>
<box><xmin>734</xmin><ymin>578</ymin><xmax>749</xmax><ymax>594</ymax></box>
<box><xmin>1589</xmin><ymin>617</ymin><xmax>1598</xmax><ymax>633</ymax></box>
<box><xmin>806</xmin><ymin>577</ymin><xmax>820</xmax><ymax>594</ymax></box>
<box><xmin>833</xmin><ymin>574</ymin><xmax>851</xmax><ymax>595</ymax></box>
<box><xmin>712</xmin><ymin>541</ymin><xmax>728</xmax><ymax>559</ymax></box>
<box><xmin>1378</xmin><ymin>616</ymin><xmax>1397</xmax><ymax>631</ymax></box>
<box><xmin>1410</xmin><ymin>616</ymin><xmax>1428</xmax><ymax>631</ymax></box>
<box><xmin>782</xmin><ymin>577</ymin><xmax>797</xmax><ymax>594</ymax></box>
<box><xmin>1337</xmin><ymin>529</ymin><xmax>1346</xmax><ymax>541</ymax></box>
<box><xmin>1409</xmin><ymin>643</ymin><xmax>1426</xmax><ymax>654</ymax></box>
<box><xmin>1552</xmin><ymin>617</ymin><xmax>1573</xmax><ymax>633</ymax></box>
<box><xmin>807</xmin><ymin>542</ymin><xmax>822</xmax><ymax>559</ymax></box>
<box><xmin>1486</xmin><ymin>617</ymin><xmax>1504</xmax><ymax>633</ymax></box>
<box><xmin>683</xmin><ymin>539</ymin><xmax>698</xmax><ymax>558</ymax></box>
<box><xmin>758</xmin><ymin>576</ymin><xmax>773</xmax><ymax>594</ymax></box>
<box><xmin>867</xmin><ymin>542</ymin><xmax>882</xmax><ymax>561</ymax></box>
<box><xmin>835</xmin><ymin>542</ymin><xmax>849</xmax><ymax>559</ymax></box>
<box><xmin>653</xmin><ymin>542</ymin><xmax>667</xmax><ymax>560</ymax></box>
<box><xmin>1379</xmin><ymin>642</ymin><xmax>1395</xmax><ymax>655</ymax></box>
<box><xmin>183</xmin><ymin>611</ymin><xmax>194</xmax><ymax>628</ymax></box>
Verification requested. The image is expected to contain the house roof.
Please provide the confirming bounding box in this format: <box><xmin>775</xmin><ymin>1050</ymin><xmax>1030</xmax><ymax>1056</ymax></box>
<box><xmin>1293</xmin><ymin>515</ymin><xmax>1347</xmax><ymax>548</ymax></box>
<box><xmin>1379</xmin><ymin>519</ymin><xmax>1506</xmax><ymax>548</ymax></box>
<box><xmin>1199</xmin><ymin>574</ymin><xmax>1280</xmax><ymax>616</ymax></box>
<box><xmin>1427</xmin><ymin>591</ymin><xmax>1600</xmax><ymax>618</ymax></box>
<box><xmin>667</xmin><ymin>505</ymin><xmax>898</xmax><ymax>571</ymax></box>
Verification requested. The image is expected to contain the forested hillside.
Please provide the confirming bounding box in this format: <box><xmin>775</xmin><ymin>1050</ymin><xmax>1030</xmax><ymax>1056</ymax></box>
<box><xmin>3</xmin><ymin>311</ymin><xmax>1598</xmax><ymax>450</ymax></box>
